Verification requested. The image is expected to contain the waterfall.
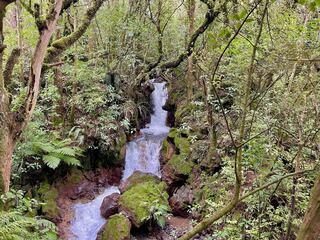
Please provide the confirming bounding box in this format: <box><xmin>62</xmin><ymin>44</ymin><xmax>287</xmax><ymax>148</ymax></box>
<box><xmin>69</xmin><ymin>81</ymin><xmax>169</xmax><ymax>240</ymax></box>
<box><xmin>123</xmin><ymin>82</ymin><xmax>169</xmax><ymax>179</ymax></box>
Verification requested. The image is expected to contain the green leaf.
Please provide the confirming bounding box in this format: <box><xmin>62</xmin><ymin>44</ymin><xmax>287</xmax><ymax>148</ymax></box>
<box><xmin>54</xmin><ymin>147</ymin><xmax>76</xmax><ymax>157</ymax></box>
<box><xmin>33</xmin><ymin>142</ymin><xmax>55</xmax><ymax>153</ymax></box>
<box><xmin>157</xmin><ymin>215</ymin><xmax>166</xmax><ymax>228</ymax></box>
<box><xmin>43</xmin><ymin>155</ymin><xmax>61</xmax><ymax>169</ymax></box>
<box><xmin>239</xmin><ymin>9</ymin><xmax>248</xmax><ymax>19</ymax></box>
<box><xmin>297</xmin><ymin>0</ymin><xmax>307</xmax><ymax>4</ymax></box>
<box><xmin>62</xmin><ymin>156</ymin><xmax>81</xmax><ymax>167</ymax></box>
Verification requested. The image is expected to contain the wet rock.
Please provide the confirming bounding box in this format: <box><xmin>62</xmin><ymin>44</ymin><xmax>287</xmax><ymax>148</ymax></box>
<box><xmin>169</xmin><ymin>185</ymin><xmax>194</xmax><ymax>217</ymax></box>
<box><xmin>98</xmin><ymin>213</ymin><xmax>131</xmax><ymax>240</ymax></box>
<box><xmin>161</xmin><ymin>137</ymin><xmax>176</xmax><ymax>165</ymax></box>
<box><xmin>119</xmin><ymin>173</ymin><xmax>170</xmax><ymax>228</ymax></box>
<box><xmin>100</xmin><ymin>193</ymin><xmax>120</xmax><ymax>219</ymax></box>
<box><xmin>162</xmin><ymin>102</ymin><xmax>176</xmax><ymax>128</ymax></box>
<box><xmin>70</xmin><ymin>181</ymin><xmax>96</xmax><ymax>200</ymax></box>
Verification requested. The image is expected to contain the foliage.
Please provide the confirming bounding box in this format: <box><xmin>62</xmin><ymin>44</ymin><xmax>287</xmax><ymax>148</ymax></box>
<box><xmin>0</xmin><ymin>210</ymin><xmax>57</xmax><ymax>240</ymax></box>
<box><xmin>32</xmin><ymin>139</ymin><xmax>82</xmax><ymax>169</ymax></box>
<box><xmin>149</xmin><ymin>201</ymin><xmax>170</xmax><ymax>228</ymax></box>
<box><xmin>0</xmin><ymin>190</ymin><xmax>57</xmax><ymax>240</ymax></box>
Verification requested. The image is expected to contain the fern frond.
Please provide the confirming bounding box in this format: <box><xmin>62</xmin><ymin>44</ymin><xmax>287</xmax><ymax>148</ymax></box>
<box><xmin>61</xmin><ymin>156</ymin><xmax>81</xmax><ymax>167</ymax></box>
<box><xmin>43</xmin><ymin>155</ymin><xmax>61</xmax><ymax>169</ymax></box>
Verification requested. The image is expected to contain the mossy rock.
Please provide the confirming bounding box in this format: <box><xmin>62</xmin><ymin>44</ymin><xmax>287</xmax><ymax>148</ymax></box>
<box><xmin>38</xmin><ymin>182</ymin><xmax>59</xmax><ymax>220</ymax></box>
<box><xmin>167</xmin><ymin>155</ymin><xmax>193</xmax><ymax>176</ymax></box>
<box><xmin>119</xmin><ymin>171</ymin><xmax>160</xmax><ymax>193</ymax></box>
<box><xmin>168</xmin><ymin>128</ymin><xmax>190</xmax><ymax>155</ymax></box>
<box><xmin>119</xmin><ymin>175</ymin><xmax>170</xmax><ymax>227</ymax></box>
<box><xmin>98</xmin><ymin>213</ymin><xmax>131</xmax><ymax>240</ymax></box>
<box><xmin>165</xmin><ymin>128</ymin><xmax>193</xmax><ymax>176</ymax></box>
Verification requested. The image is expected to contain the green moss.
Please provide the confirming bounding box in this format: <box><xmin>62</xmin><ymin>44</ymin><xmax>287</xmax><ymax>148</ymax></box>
<box><xmin>38</xmin><ymin>182</ymin><xmax>59</xmax><ymax>219</ymax></box>
<box><xmin>168</xmin><ymin>154</ymin><xmax>193</xmax><ymax>176</ymax></box>
<box><xmin>119</xmin><ymin>179</ymin><xmax>169</xmax><ymax>227</ymax></box>
<box><xmin>121</xmin><ymin>172</ymin><xmax>159</xmax><ymax>192</ymax></box>
<box><xmin>100</xmin><ymin>214</ymin><xmax>131</xmax><ymax>240</ymax></box>
<box><xmin>161</xmin><ymin>138</ymin><xmax>169</xmax><ymax>161</ymax></box>
<box><xmin>166</xmin><ymin>128</ymin><xmax>193</xmax><ymax>176</ymax></box>
<box><xmin>168</xmin><ymin>128</ymin><xmax>178</xmax><ymax>138</ymax></box>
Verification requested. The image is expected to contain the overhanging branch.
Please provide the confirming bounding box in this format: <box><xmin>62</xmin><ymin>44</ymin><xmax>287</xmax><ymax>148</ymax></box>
<box><xmin>45</xmin><ymin>0</ymin><xmax>105</xmax><ymax>62</ymax></box>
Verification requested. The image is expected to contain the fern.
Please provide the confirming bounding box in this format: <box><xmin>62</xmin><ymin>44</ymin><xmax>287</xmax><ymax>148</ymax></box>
<box><xmin>0</xmin><ymin>211</ymin><xmax>57</xmax><ymax>240</ymax></box>
<box><xmin>32</xmin><ymin>139</ymin><xmax>82</xmax><ymax>169</ymax></box>
<box><xmin>42</xmin><ymin>155</ymin><xmax>61</xmax><ymax>169</ymax></box>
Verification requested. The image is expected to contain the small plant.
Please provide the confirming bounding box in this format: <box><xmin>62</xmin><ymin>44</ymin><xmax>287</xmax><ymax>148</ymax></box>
<box><xmin>149</xmin><ymin>201</ymin><xmax>170</xmax><ymax>228</ymax></box>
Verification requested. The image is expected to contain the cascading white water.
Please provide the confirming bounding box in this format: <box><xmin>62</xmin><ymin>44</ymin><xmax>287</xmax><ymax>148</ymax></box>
<box><xmin>69</xmin><ymin>186</ymin><xmax>120</xmax><ymax>240</ymax></box>
<box><xmin>123</xmin><ymin>82</ymin><xmax>169</xmax><ymax>179</ymax></box>
<box><xmin>69</xmin><ymin>81</ymin><xmax>169</xmax><ymax>240</ymax></box>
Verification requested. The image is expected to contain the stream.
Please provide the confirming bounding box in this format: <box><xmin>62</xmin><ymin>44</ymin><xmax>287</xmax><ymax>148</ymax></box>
<box><xmin>69</xmin><ymin>81</ymin><xmax>170</xmax><ymax>240</ymax></box>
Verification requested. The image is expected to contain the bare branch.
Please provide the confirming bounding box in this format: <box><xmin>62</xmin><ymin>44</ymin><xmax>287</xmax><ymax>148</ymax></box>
<box><xmin>3</xmin><ymin>48</ymin><xmax>21</xmax><ymax>86</ymax></box>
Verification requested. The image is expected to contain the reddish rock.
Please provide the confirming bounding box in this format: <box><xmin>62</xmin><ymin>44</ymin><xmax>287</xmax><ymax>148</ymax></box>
<box><xmin>100</xmin><ymin>193</ymin><xmax>120</xmax><ymax>219</ymax></box>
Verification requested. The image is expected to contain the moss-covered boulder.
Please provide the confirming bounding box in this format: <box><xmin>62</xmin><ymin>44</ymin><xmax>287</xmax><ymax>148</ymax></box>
<box><xmin>38</xmin><ymin>182</ymin><xmax>59</xmax><ymax>220</ymax></box>
<box><xmin>119</xmin><ymin>173</ymin><xmax>169</xmax><ymax>227</ymax></box>
<box><xmin>98</xmin><ymin>213</ymin><xmax>131</xmax><ymax>240</ymax></box>
<box><xmin>162</xmin><ymin>129</ymin><xmax>194</xmax><ymax>187</ymax></box>
<box><xmin>119</xmin><ymin>171</ymin><xmax>160</xmax><ymax>193</ymax></box>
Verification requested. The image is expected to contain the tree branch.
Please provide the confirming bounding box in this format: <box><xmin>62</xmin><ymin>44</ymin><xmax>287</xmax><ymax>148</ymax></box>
<box><xmin>159</xmin><ymin>1</ymin><xmax>220</xmax><ymax>70</ymax></box>
<box><xmin>45</xmin><ymin>0</ymin><xmax>105</xmax><ymax>62</ymax></box>
<box><xmin>3</xmin><ymin>48</ymin><xmax>21</xmax><ymax>86</ymax></box>
<box><xmin>179</xmin><ymin>169</ymin><xmax>314</xmax><ymax>240</ymax></box>
<box><xmin>14</xmin><ymin>0</ymin><xmax>64</xmax><ymax>138</ymax></box>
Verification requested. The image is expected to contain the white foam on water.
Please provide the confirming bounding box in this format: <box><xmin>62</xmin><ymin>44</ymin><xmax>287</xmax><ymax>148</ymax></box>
<box><xmin>69</xmin><ymin>81</ymin><xmax>169</xmax><ymax>239</ymax></box>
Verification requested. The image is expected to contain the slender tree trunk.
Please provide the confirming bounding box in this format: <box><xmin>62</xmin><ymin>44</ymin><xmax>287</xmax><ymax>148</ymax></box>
<box><xmin>179</xmin><ymin>2</ymin><xmax>268</xmax><ymax>239</ymax></box>
<box><xmin>186</xmin><ymin>0</ymin><xmax>195</xmax><ymax>100</ymax></box>
<box><xmin>16</xmin><ymin>0</ymin><xmax>24</xmax><ymax>82</ymax></box>
<box><xmin>0</xmin><ymin>126</ymin><xmax>15</xmax><ymax>193</ymax></box>
<box><xmin>297</xmin><ymin>174</ymin><xmax>320</xmax><ymax>240</ymax></box>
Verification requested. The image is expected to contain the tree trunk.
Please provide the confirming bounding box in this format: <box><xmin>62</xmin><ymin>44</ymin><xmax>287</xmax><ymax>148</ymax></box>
<box><xmin>296</xmin><ymin>174</ymin><xmax>320</xmax><ymax>240</ymax></box>
<box><xmin>186</xmin><ymin>0</ymin><xmax>195</xmax><ymax>100</ymax></box>
<box><xmin>0</xmin><ymin>125</ymin><xmax>14</xmax><ymax>193</ymax></box>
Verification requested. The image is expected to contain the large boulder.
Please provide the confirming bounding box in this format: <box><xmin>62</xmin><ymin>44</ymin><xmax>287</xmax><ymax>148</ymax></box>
<box><xmin>162</xmin><ymin>129</ymin><xmax>193</xmax><ymax>190</ymax></box>
<box><xmin>98</xmin><ymin>213</ymin><xmax>131</xmax><ymax>240</ymax></box>
<box><xmin>119</xmin><ymin>172</ymin><xmax>170</xmax><ymax>228</ymax></box>
<box><xmin>119</xmin><ymin>171</ymin><xmax>160</xmax><ymax>193</ymax></box>
<box><xmin>100</xmin><ymin>193</ymin><xmax>120</xmax><ymax>219</ymax></box>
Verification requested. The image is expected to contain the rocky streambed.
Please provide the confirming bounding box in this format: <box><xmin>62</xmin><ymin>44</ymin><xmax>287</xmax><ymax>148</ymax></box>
<box><xmin>52</xmin><ymin>81</ymin><xmax>197</xmax><ymax>240</ymax></box>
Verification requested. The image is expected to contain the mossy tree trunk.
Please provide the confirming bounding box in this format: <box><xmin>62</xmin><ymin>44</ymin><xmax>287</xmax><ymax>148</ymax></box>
<box><xmin>0</xmin><ymin>0</ymin><xmax>15</xmax><ymax>193</ymax></box>
<box><xmin>0</xmin><ymin>0</ymin><xmax>105</xmax><ymax>194</ymax></box>
<box><xmin>0</xmin><ymin>0</ymin><xmax>63</xmax><ymax>193</ymax></box>
<box><xmin>0</xmin><ymin>125</ymin><xmax>15</xmax><ymax>193</ymax></box>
